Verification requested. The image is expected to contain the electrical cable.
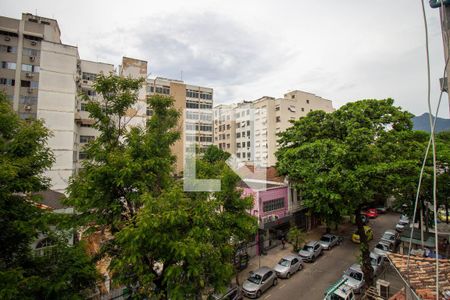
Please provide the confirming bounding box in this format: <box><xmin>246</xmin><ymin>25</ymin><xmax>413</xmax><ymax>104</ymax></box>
<box><xmin>409</xmin><ymin>2</ymin><xmax>445</xmax><ymax>299</ymax></box>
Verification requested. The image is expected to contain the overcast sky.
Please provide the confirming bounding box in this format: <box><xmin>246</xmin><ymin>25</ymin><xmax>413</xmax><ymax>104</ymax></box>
<box><xmin>4</xmin><ymin>0</ymin><xmax>450</xmax><ymax>116</ymax></box>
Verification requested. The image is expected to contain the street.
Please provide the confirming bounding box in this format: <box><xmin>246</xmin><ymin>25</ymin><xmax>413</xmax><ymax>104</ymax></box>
<box><xmin>246</xmin><ymin>213</ymin><xmax>399</xmax><ymax>300</ymax></box>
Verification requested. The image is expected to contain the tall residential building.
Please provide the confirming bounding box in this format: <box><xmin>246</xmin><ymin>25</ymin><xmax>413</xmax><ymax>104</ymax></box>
<box><xmin>214</xmin><ymin>90</ymin><xmax>334</xmax><ymax>167</ymax></box>
<box><xmin>0</xmin><ymin>13</ymin><xmax>214</xmax><ymax>193</ymax></box>
<box><xmin>146</xmin><ymin>76</ymin><xmax>214</xmax><ymax>173</ymax></box>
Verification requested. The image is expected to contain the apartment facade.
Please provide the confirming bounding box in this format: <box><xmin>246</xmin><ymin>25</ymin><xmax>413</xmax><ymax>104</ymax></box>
<box><xmin>214</xmin><ymin>90</ymin><xmax>334</xmax><ymax>167</ymax></box>
<box><xmin>0</xmin><ymin>13</ymin><xmax>214</xmax><ymax>193</ymax></box>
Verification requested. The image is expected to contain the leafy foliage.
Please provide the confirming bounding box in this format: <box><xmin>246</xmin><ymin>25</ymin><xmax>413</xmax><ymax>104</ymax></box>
<box><xmin>0</xmin><ymin>92</ymin><xmax>98</xmax><ymax>299</ymax></box>
<box><xmin>66</xmin><ymin>76</ymin><xmax>256</xmax><ymax>298</ymax></box>
<box><xmin>286</xmin><ymin>226</ymin><xmax>305</xmax><ymax>252</ymax></box>
<box><xmin>276</xmin><ymin>99</ymin><xmax>417</xmax><ymax>287</ymax></box>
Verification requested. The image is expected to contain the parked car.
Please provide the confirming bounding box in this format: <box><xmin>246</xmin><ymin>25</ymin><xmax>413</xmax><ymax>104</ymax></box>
<box><xmin>208</xmin><ymin>284</ymin><xmax>242</xmax><ymax>300</ymax></box>
<box><xmin>273</xmin><ymin>254</ymin><xmax>303</xmax><ymax>279</ymax></box>
<box><xmin>396</xmin><ymin>217</ymin><xmax>409</xmax><ymax>232</ymax></box>
<box><xmin>299</xmin><ymin>241</ymin><xmax>323</xmax><ymax>262</ymax></box>
<box><xmin>351</xmin><ymin>226</ymin><xmax>373</xmax><ymax>244</ymax></box>
<box><xmin>324</xmin><ymin>278</ymin><xmax>356</xmax><ymax>300</ymax></box>
<box><xmin>380</xmin><ymin>230</ymin><xmax>400</xmax><ymax>248</ymax></box>
<box><xmin>438</xmin><ymin>209</ymin><xmax>450</xmax><ymax>222</ymax></box>
<box><xmin>373</xmin><ymin>241</ymin><xmax>394</xmax><ymax>257</ymax></box>
<box><xmin>242</xmin><ymin>267</ymin><xmax>277</xmax><ymax>298</ymax></box>
<box><xmin>319</xmin><ymin>234</ymin><xmax>341</xmax><ymax>250</ymax></box>
<box><xmin>363</xmin><ymin>208</ymin><xmax>378</xmax><ymax>219</ymax></box>
<box><xmin>370</xmin><ymin>251</ymin><xmax>384</xmax><ymax>276</ymax></box>
<box><xmin>342</xmin><ymin>264</ymin><xmax>365</xmax><ymax>294</ymax></box>
<box><xmin>376</xmin><ymin>207</ymin><xmax>387</xmax><ymax>214</ymax></box>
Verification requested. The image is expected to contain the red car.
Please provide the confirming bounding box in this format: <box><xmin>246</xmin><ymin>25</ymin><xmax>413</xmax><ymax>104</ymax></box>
<box><xmin>363</xmin><ymin>208</ymin><xmax>378</xmax><ymax>218</ymax></box>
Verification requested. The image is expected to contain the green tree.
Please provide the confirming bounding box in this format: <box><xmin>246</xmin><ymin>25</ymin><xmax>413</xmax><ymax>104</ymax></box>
<box><xmin>66</xmin><ymin>76</ymin><xmax>256</xmax><ymax>298</ymax></box>
<box><xmin>276</xmin><ymin>99</ymin><xmax>416</xmax><ymax>288</ymax></box>
<box><xmin>0</xmin><ymin>92</ymin><xmax>98</xmax><ymax>299</ymax></box>
<box><xmin>286</xmin><ymin>225</ymin><xmax>305</xmax><ymax>252</ymax></box>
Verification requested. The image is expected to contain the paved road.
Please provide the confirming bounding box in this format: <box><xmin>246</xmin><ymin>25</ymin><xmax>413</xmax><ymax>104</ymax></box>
<box><xmin>251</xmin><ymin>213</ymin><xmax>399</xmax><ymax>300</ymax></box>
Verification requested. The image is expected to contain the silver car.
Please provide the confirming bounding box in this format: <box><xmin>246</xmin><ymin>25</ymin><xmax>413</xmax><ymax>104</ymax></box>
<box><xmin>370</xmin><ymin>251</ymin><xmax>384</xmax><ymax>276</ymax></box>
<box><xmin>342</xmin><ymin>264</ymin><xmax>365</xmax><ymax>294</ymax></box>
<box><xmin>299</xmin><ymin>241</ymin><xmax>323</xmax><ymax>262</ymax></box>
<box><xmin>242</xmin><ymin>267</ymin><xmax>277</xmax><ymax>298</ymax></box>
<box><xmin>373</xmin><ymin>241</ymin><xmax>393</xmax><ymax>257</ymax></box>
<box><xmin>380</xmin><ymin>230</ymin><xmax>399</xmax><ymax>248</ymax></box>
<box><xmin>319</xmin><ymin>234</ymin><xmax>341</xmax><ymax>250</ymax></box>
<box><xmin>273</xmin><ymin>254</ymin><xmax>303</xmax><ymax>279</ymax></box>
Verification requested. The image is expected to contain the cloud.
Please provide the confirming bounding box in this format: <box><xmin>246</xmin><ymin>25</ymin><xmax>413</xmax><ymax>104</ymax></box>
<box><xmin>91</xmin><ymin>12</ymin><xmax>291</xmax><ymax>88</ymax></box>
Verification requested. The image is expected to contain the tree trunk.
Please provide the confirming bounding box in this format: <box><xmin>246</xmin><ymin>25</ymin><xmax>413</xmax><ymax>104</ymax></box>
<box><xmin>355</xmin><ymin>208</ymin><xmax>374</xmax><ymax>289</ymax></box>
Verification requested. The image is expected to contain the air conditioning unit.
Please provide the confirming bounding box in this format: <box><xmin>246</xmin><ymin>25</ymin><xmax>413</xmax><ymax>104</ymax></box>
<box><xmin>24</xmin><ymin>105</ymin><xmax>32</xmax><ymax>111</ymax></box>
<box><xmin>376</xmin><ymin>279</ymin><xmax>390</xmax><ymax>299</ymax></box>
<box><xmin>26</xmin><ymin>72</ymin><xmax>33</xmax><ymax>78</ymax></box>
<box><xmin>29</xmin><ymin>56</ymin><xmax>35</xmax><ymax>62</ymax></box>
<box><xmin>30</xmin><ymin>41</ymin><xmax>37</xmax><ymax>46</ymax></box>
<box><xmin>4</xmin><ymin>36</ymin><xmax>11</xmax><ymax>41</ymax></box>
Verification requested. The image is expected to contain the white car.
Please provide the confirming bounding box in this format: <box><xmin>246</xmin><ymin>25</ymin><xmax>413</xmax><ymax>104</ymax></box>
<box><xmin>373</xmin><ymin>241</ymin><xmax>393</xmax><ymax>257</ymax></box>
<box><xmin>342</xmin><ymin>264</ymin><xmax>365</xmax><ymax>294</ymax></box>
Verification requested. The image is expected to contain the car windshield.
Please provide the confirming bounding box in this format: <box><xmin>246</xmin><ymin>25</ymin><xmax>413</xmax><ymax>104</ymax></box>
<box><xmin>330</xmin><ymin>295</ymin><xmax>346</xmax><ymax>300</ymax></box>
<box><xmin>278</xmin><ymin>258</ymin><xmax>290</xmax><ymax>267</ymax></box>
<box><xmin>320</xmin><ymin>236</ymin><xmax>331</xmax><ymax>242</ymax></box>
<box><xmin>303</xmin><ymin>245</ymin><xmax>313</xmax><ymax>251</ymax></box>
<box><xmin>247</xmin><ymin>273</ymin><xmax>262</xmax><ymax>284</ymax></box>
<box><xmin>382</xmin><ymin>233</ymin><xmax>394</xmax><ymax>241</ymax></box>
<box><xmin>345</xmin><ymin>270</ymin><xmax>362</xmax><ymax>281</ymax></box>
<box><xmin>376</xmin><ymin>244</ymin><xmax>385</xmax><ymax>250</ymax></box>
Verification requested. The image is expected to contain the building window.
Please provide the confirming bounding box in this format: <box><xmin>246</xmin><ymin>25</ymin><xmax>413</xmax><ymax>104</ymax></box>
<box><xmin>306</xmin><ymin>99</ymin><xmax>310</xmax><ymax>104</ymax></box>
<box><xmin>22</xmin><ymin>47</ymin><xmax>40</xmax><ymax>57</ymax></box>
<box><xmin>21</xmin><ymin>64</ymin><xmax>39</xmax><ymax>73</ymax></box>
<box><xmin>243</xmin><ymin>152</ymin><xmax>246</xmax><ymax>158</ymax></box>
<box><xmin>301</xmin><ymin>107</ymin><xmax>305</xmax><ymax>112</ymax></box>
<box><xmin>199</xmin><ymin>102</ymin><xmax>212</xmax><ymax>109</ymax></box>
<box><xmin>34</xmin><ymin>237</ymin><xmax>55</xmax><ymax>257</ymax></box>
<box><xmin>80</xmin><ymin>123</ymin><xmax>93</xmax><ymax>128</ymax></box>
<box><xmin>247</xmin><ymin>130</ymin><xmax>250</xmax><ymax>137</ymax></box>
<box><xmin>291</xmin><ymin>95</ymin><xmax>295</xmax><ymax>99</ymax></box>
<box><xmin>186</xmin><ymin>100</ymin><xmax>199</xmax><ymax>109</ymax></box>
<box><xmin>20</xmin><ymin>80</ymin><xmax>39</xmax><ymax>88</ymax></box>
<box><xmin>79</xmin><ymin>152</ymin><xmax>88</xmax><ymax>159</ymax></box>
<box><xmin>242</xmin><ymin>131</ymin><xmax>246</xmax><ymax>137</ymax></box>
<box><xmin>276</xmin><ymin>116</ymin><xmax>281</xmax><ymax>122</ymax></box>
<box><xmin>80</xmin><ymin>103</ymin><xmax>88</xmax><ymax>111</ymax></box>
<box><xmin>263</xmin><ymin>198</ymin><xmax>285</xmax><ymax>212</ymax></box>
<box><xmin>247</xmin><ymin>152</ymin><xmax>251</xmax><ymax>158</ymax></box>
<box><xmin>1</xmin><ymin>61</ymin><xmax>16</xmax><ymax>70</ymax></box>
<box><xmin>19</xmin><ymin>113</ymin><xmax>36</xmax><ymax>120</ymax></box>
<box><xmin>237</xmin><ymin>153</ymin><xmax>241</xmax><ymax>158</ymax></box>
<box><xmin>19</xmin><ymin>96</ymin><xmax>37</xmax><ymax>105</ymax></box>
<box><xmin>237</xmin><ymin>132</ymin><xmax>241</xmax><ymax>138</ymax></box>
<box><xmin>186</xmin><ymin>90</ymin><xmax>199</xmax><ymax>98</ymax></box>
<box><xmin>80</xmin><ymin>135</ymin><xmax>95</xmax><ymax>143</ymax></box>
<box><xmin>0</xmin><ymin>45</ymin><xmax>17</xmax><ymax>53</ymax></box>
<box><xmin>227</xmin><ymin>143</ymin><xmax>230</xmax><ymax>148</ymax></box>
<box><xmin>146</xmin><ymin>108</ymin><xmax>153</xmax><ymax>116</ymax></box>
<box><xmin>82</xmin><ymin>72</ymin><xmax>97</xmax><ymax>81</ymax></box>
<box><xmin>247</xmin><ymin>141</ymin><xmax>250</xmax><ymax>148</ymax></box>
<box><xmin>288</xmin><ymin>105</ymin><xmax>296</xmax><ymax>112</ymax></box>
<box><xmin>82</xmin><ymin>88</ymin><xmax>96</xmax><ymax>97</ymax></box>
<box><xmin>226</xmin><ymin>124</ymin><xmax>231</xmax><ymax>130</ymax></box>
<box><xmin>0</xmin><ymin>78</ymin><xmax>15</xmax><ymax>86</ymax></box>
<box><xmin>275</xmin><ymin>105</ymin><xmax>280</xmax><ymax>111</ymax></box>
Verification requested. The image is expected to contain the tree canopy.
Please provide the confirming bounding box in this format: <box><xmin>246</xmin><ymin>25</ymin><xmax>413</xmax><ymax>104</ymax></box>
<box><xmin>66</xmin><ymin>75</ymin><xmax>257</xmax><ymax>299</ymax></box>
<box><xmin>276</xmin><ymin>98</ymin><xmax>418</xmax><ymax>287</ymax></box>
<box><xmin>0</xmin><ymin>92</ymin><xmax>98</xmax><ymax>299</ymax></box>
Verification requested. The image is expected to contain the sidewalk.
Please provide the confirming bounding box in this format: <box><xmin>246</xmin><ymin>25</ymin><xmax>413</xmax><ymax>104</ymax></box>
<box><xmin>238</xmin><ymin>222</ymin><xmax>354</xmax><ymax>283</ymax></box>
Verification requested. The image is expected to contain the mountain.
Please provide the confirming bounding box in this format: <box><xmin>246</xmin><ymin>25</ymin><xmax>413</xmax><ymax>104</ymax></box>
<box><xmin>412</xmin><ymin>113</ymin><xmax>450</xmax><ymax>133</ymax></box>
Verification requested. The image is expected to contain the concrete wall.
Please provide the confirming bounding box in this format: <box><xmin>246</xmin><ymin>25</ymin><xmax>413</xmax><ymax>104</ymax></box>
<box><xmin>38</xmin><ymin>41</ymin><xmax>78</xmax><ymax>194</ymax></box>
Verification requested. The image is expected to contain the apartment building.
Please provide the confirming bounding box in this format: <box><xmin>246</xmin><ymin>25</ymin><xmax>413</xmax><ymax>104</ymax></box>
<box><xmin>146</xmin><ymin>76</ymin><xmax>214</xmax><ymax>173</ymax></box>
<box><xmin>0</xmin><ymin>13</ymin><xmax>214</xmax><ymax>192</ymax></box>
<box><xmin>214</xmin><ymin>90</ymin><xmax>334</xmax><ymax>167</ymax></box>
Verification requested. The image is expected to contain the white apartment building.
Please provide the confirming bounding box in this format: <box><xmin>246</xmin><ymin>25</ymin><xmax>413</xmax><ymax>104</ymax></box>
<box><xmin>0</xmin><ymin>13</ymin><xmax>214</xmax><ymax>193</ymax></box>
<box><xmin>214</xmin><ymin>90</ymin><xmax>334</xmax><ymax>167</ymax></box>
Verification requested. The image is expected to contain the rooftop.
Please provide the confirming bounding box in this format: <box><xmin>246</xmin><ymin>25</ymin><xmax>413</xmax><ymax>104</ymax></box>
<box><xmin>387</xmin><ymin>252</ymin><xmax>450</xmax><ymax>299</ymax></box>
